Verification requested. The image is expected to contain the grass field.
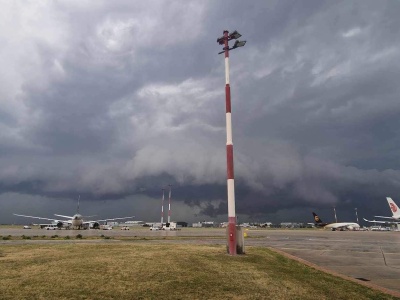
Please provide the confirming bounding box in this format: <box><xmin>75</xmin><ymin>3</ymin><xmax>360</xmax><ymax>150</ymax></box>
<box><xmin>0</xmin><ymin>243</ymin><xmax>398</xmax><ymax>300</ymax></box>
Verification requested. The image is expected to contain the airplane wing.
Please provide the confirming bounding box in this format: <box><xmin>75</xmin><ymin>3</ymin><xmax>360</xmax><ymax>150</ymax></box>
<box><xmin>54</xmin><ymin>214</ymin><xmax>74</xmax><ymax>219</ymax></box>
<box><xmin>363</xmin><ymin>218</ymin><xmax>400</xmax><ymax>224</ymax></box>
<box><xmin>373</xmin><ymin>216</ymin><xmax>396</xmax><ymax>219</ymax></box>
<box><xmin>83</xmin><ymin>216</ymin><xmax>135</xmax><ymax>224</ymax></box>
<box><xmin>14</xmin><ymin>214</ymin><xmax>64</xmax><ymax>222</ymax></box>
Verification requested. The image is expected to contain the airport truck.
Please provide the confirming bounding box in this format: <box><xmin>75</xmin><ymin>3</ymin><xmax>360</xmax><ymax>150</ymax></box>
<box><xmin>163</xmin><ymin>222</ymin><xmax>177</xmax><ymax>231</ymax></box>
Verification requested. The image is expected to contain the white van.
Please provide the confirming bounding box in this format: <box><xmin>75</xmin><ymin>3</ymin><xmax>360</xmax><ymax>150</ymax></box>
<box><xmin>44</xmin><ymin>225</ymin><xmax>57</xmax><ymax>230</ymax></box>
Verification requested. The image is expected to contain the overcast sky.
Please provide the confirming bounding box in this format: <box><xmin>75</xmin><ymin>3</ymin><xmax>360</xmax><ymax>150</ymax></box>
<box><xmin>1</xmin><ymin>0</ymin><xmax>400</xmax><ymax>225</ymax></box>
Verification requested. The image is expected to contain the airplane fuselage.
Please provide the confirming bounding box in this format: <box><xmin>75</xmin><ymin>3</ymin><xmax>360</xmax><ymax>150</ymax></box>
<box><xmin>325</xmin><ymin>222</ymin><xmax>360</xmax><ymax>230</ymax></box>
<box><xmin>71</xmin><ymin>214</ymin><xmax>83</xmax><ymax>227</ymax></box>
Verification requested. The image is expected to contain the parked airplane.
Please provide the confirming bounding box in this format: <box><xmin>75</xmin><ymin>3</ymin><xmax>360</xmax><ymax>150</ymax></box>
<box><xmin>312</xmin><ymin>212</ymin><xmax>360</xmax><ymax>231</ymax></box>
<box><xmin>363</xmin><ymin>197</ymin><xmax>400</xmax><ymax>226</ymax></box>
<box><xmin>14</xmin><ymin>197</ymin><xmax>134</xmax><ymax>229</ymax></box>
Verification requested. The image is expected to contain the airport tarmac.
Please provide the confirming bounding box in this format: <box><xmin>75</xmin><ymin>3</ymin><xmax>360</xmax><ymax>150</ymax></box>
<box><xmin>1</xmin><ymin>227</ymin><xmax>400</xmax><ymax>294</ymax></box>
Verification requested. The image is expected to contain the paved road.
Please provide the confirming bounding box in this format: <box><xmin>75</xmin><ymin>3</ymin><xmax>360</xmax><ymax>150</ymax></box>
<box><xmin>1</xmin><ymin>228</ymin><xmax>400</xmax><ymax>294</ymax></box>
<box><xmin>250</xmin><ymin>230</ymin><xmax>400</xmax><ymax>294</ymax></box>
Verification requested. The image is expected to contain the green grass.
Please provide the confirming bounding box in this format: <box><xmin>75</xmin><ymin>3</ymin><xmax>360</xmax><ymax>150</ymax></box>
<box><xmin>0</xmin><ymin>244</ymin><xmax>397</xmax><ymax>300</ymax></box>
<box><xmin>0</xmin><ymin>234</ymin><xmax>229</xmax><ymax>241</ymax></box>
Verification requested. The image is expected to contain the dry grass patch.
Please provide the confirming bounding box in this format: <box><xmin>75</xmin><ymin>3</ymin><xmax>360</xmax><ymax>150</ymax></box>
<box><xmin>0</xmin><ymin>243</ymin><xmax>398</xmax><ymax>300</ymax></box>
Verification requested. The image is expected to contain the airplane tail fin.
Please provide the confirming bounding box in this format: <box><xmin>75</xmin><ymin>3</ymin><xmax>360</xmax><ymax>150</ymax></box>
<box><xmin>386</xmin><ymin>197</ymin><xmax>400</xmax><ymax>218</ymax></box>
<box><xmin>77</xmin><ymin>195</ymin><xmax>81</xmax><ymax>214</ymax></box>
<box><xmin>312</xmin><ymin>212</ymin><xmax>323</xmax><ymax>224</ymax></box>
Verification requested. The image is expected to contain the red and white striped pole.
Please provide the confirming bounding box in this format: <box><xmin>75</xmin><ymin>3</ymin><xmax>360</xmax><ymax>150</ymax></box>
<box><xmin>161</xmin><ymin>188</ymin><xmax>165</xmax><ymax>225</ymax></box>
<box><xmin>218</xmin><ymin>30</ymin><xmax>246</xmax><ymax>255</ymax></box>
<box><xmin>168</xmin><ymin>184</ymin><xmax>172</xmax><ymax>223</ymax></box>
<box><xmin>223</xmin><ymin>30</ymin><xmax>237</xmax><ymax>255</ymax></box>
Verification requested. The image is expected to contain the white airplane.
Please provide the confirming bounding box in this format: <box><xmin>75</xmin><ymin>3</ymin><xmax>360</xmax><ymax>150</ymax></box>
<box><xmin>14</xmin><ymin>197</ymin><xmax>134</xmax><ymax>229</ymax></box>
<box><xmin>363</xmin><ymin>197</ymin><xmax>400</xmax><ymax>225</ymax></box>
<box><xmin>312</xmin><ymin>212</ymin><xmax>360</xmax><ymax>231</ymax></box>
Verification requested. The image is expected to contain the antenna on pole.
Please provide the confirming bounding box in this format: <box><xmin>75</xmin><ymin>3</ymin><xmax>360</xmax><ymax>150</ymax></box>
<box><xmin>168</xmin><ymin>184</ymin><xmax>173</xmax><ymax>223</ymax></box>
<box><xmin>333</xmin><ymin>207</ymin><xmax>338</xmax><ymax>223</ymax></box>
<box><xmin>161</xmin><ymin>188</ymin><xmax>165</xmax><ymax>225</ymax></box>
<box><xmin>355</xmin><ymin>208</ymin><xmax>359</xmax><ymax>224</ymax></box>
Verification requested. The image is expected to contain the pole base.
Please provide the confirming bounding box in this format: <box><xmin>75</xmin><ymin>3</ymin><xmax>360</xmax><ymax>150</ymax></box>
<box><xmin>226</xmin><ymin>226</ymin><xmax>245</xmax><ymax>255</ymax></box>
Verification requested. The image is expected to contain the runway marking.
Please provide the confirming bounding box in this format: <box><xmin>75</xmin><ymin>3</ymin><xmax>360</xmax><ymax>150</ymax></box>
<box><xmin>380</xmin><ymin>246</ymin><xmax>400</xmax><ymax>270</ymax></box>
<box><xmin>278</xmin><ymin>247</ymin><xmax>380</xmax><ymax>255</ymax></box>
<box><xmin>380</xmin><ymin>246</ymin><xmax>388</xmax><ymax>267</ymax></box>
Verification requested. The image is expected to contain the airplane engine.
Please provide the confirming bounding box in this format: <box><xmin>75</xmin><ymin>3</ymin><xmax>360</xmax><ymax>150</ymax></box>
<box><xmin>92</xmin><ymin>222</ymin><xmax>100</xmax><ymax>229</ymax></box>
<box><xmin>347</xmin><ymin>226</ymin><xmax>354</xmax><ymax>230</ymax></box>
<box><xmin>57</xmin><ymin>221</ymin><xmax>64</xmax><ymax>229</ymax></box>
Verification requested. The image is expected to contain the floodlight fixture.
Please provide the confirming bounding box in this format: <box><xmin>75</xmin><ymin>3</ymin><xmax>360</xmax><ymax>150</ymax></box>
<box><xmin>229</xmin><ymin>30</ymin><xmax>242</xmax><ymax>40</ymax></box>
<box><xmin>232</xmin><ymin>40</ymin><xmax>246</xmax><ymax>49</ymax></box>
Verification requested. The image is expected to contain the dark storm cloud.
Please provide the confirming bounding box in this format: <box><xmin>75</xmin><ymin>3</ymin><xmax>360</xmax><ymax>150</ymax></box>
<box><xmin>1</xmin><ymin>1</ymin><xmax>400</xmax><ymax>223</ymax></box>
